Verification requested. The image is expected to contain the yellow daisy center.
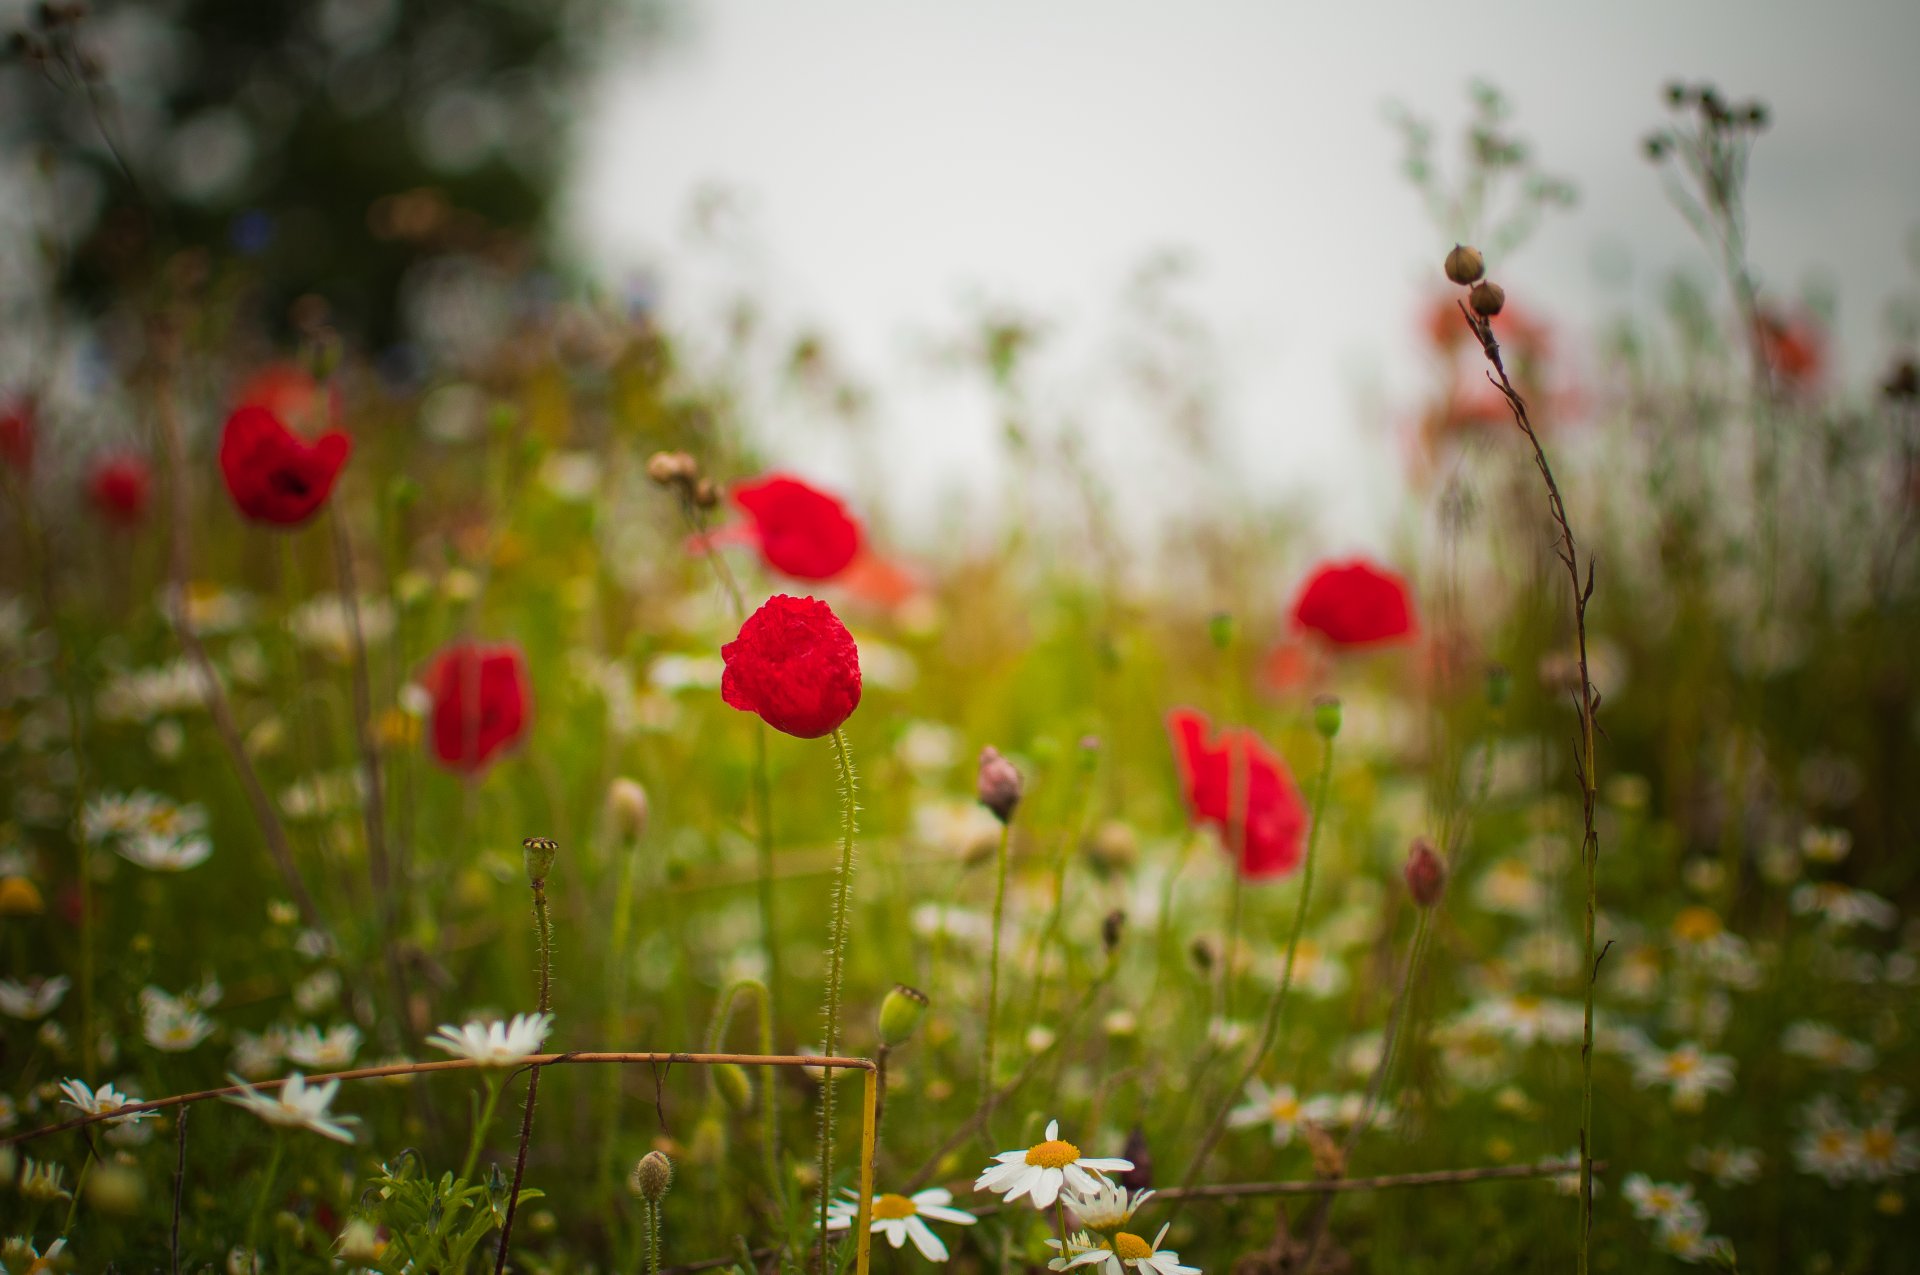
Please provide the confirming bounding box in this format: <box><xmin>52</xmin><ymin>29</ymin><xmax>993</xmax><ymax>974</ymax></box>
<box><xmin>1861</xmin><ymin>1128</ymin><xmax>1895</xmax><ymax>1160</ymax></box>
<box><xmin>1025</xmin><ymin>1138</ymin><xmax>1081</xmax><ymax>1168</ymax></box>
<box><xmin>1671</xmin><ymin>906</ymin><xmax>1722</xmax><ymax>943</ymax></box>
<box><xmin>1817</xmin><ymin>1131</ymin><xmax>1849</xmax><ymax>1156</ymax></box>
<box><xmin>872</xmin><ymin>1193</ymin><xmax>917</xmax><ymax>1219</ymax></box>
<box><xmin>1665</xmin><ymin>1052</ymin><xmax>1699</xmax><ymax>1077</ymax></box>
<box><xmin>1112</xmin><ymin>1232</ymin><xmax>1154</xmax><ymax>1260</ymax></box>
<box><xmin>1270</xmin><ymin>1095</ymin><xmax>1300</xmax><ymax>1121</ymax></box>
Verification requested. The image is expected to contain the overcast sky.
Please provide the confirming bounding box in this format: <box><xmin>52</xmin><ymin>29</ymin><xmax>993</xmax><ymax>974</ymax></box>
<box><xmin>566</xmin><ymin>1</ymin><xmax>1920</xmax><ymax>551</ymax></box>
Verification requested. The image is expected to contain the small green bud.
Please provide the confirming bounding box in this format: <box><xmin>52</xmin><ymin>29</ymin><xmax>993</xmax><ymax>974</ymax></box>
<box><xmin>629</xmin><ymin>1149</ymin><xmax>674</xmax><ymax>1202</ymax></box>
<box><xmin>713</xmin><ymin>1062</ymin><xmax>754</xmax><ymax>1113</ymax></box>
<box><xmin>1486</xmin><ymin>663</ymin><xmax>1512</xmax><ymax>710</ymax></box>
<box><xmin>522</xmin><ymin>837</ymin><xmax>558</xmax><ymax>887</ymax></box>
<box><xmin>1207</xmin><ymin>611</ymin><xmax>1235</xmax><ymax>651</ymax></box>
<box><xmin>877</xmin><ymin>984</ymin><xmax>929</xmax><ymax>1047</ymax></box>
<box><xmin>606</xmin><ymin>778</ymin><xmax>650</xmax><ymax>842</ymax></box>
<box><xmin>1313</xmin><ymin>695</ymin><xmax>1343</xmax><ymax>740</ymax></box>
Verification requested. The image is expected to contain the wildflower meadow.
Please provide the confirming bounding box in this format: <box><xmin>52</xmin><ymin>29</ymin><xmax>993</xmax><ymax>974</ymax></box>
<box><xmin>1</xmin><ymin>15</ymin><xmax>1917</xmax><ymax>1272</ymax></box>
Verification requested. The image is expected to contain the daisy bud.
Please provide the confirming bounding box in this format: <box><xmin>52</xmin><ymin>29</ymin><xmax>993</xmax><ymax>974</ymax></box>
<box><xmin>522</xmin><ymin>837</ymin><xmax>559</xmax><ymax>887</ymax></box>
<box><xmin>878</xmin><ymin>984</ymin><xmax>929</xmax><ymax>1047</ymax></box>
<box><xmin>1313</xmin><ymin>695</ymin><xmax>1343</xmax><ymax>740</ymax></box>
<box><xmin>1444</xmin><ymin>244</ymin><xmax>1486</xmax><ymax>286</ymax></box>
<box><xmin>1469</xmin><ymin>281</ymin><xmax>1506</xmax><ymax>318</ymax></box>
<box><xmin>976</xmin><ymin>746</ymin><xmax>1023</xmax><ymax>824</ymax></box>
<box><xmin>713</xmin><ymin>1063</ymin><xmax>754</xmax><ymax>1113</ymax></box>
<box><xmin>630</xmin><ymin>1149</ymin><xmax>674</xmax><ymax>1203</ymax></box>
<box><xmin>1102</xmin><ymin>909</ymin><xmax>1127</xmax><ymax>954</ymax></box>
<box><xmin>606</xmin><ymin>778</ymin><xmax>650</xmax><ymax>842</ymax></box>
<box><xmin>1404</xmin><ymin>836</ymin><xmax>1445</xmax><ymax>908</ymax></box>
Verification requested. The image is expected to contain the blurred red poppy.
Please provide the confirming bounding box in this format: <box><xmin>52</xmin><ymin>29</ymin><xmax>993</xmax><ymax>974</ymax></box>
<box><xmin>732</xmin><ymin>474</ymin><xmax>863</xmax><ymax>581</ymax></box>
<box><xmin>219</xmin><ymin>405</ymin><xmax>351</xmax><ymax>526</ymax></box>
<box><xmin>1755</xmin><ymin>308</ymin><xmax>1824</xmax><ymax>391</ymax></box>
<box><xmin>424</xmin><ymin>642</ymin><xmax>532</xmax><ymax>774</ymax></box>
<box><xmin>87</xmin><ymin>453</ymin><xmax>152</xmax><ymax>525</ymax></box>
<box><xmin>1167</xmin><ymin>708</ymin><xmax>1307</xmax><ymax>879</ymax></box>
<box><xmin>0</xmin><ymin>397</ymin><xmax>34</xmax><ymax>472</ymax></box>
<box><xmin>234</xmin><ymin>363</ymin><xmax>323</xmax><ymax>424</ymax></box>
<box><xmin>721</xmin><ymin>594</ymin><xmax>862</xmax><ymax>738</ymax></box>
<box><xmin>1290</xmin><ymin>558</ymin><xmax>1416</xmax><ymax>648</ymax></box>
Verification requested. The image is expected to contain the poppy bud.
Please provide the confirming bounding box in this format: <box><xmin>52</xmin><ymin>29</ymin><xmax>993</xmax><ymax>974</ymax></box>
<box><xmin>878</xmin><ymin>983</ymin><xmax>929</xmax><ymax>1047</ymax></box>
<box><xmin>1444</xmin><ymin>244</ymin><xmax>1485</xmax><ymax>286</ymax></box>
<box><xmin>692</xmin><ymin>477</ymin><xmax>719</xmax><ymax>509</ymax></box>
<box><xmin>712</xmin><ymin>1062</ymin><xmax>754</xmax><ymax>1113</ymax></box>
<box><xmin>1469</xmin><ymin>281</ymin><xmax>1506</xmax><ymax>318</ymax></box>
<box><xmin>1404</xmin><ymin>836</ymin><xmax>1445</xmax><ymax>908</ymax></box>
<box><xmin>630</xmin><ymin>1149</ymin><xmax>674</xmax><ymax>1202</ymax></box>
<box><xmin>1313</xmin><ymin>695</ymin><xmax>1343</xmax><ymax>740</ymax></box>
<box><xmin>606</xmin><ymin>778</ymin><xmax>649</xmax><ymax>842</ymax></box>
<box><xmin>522</xmin><ymin>836</ymin><xmax>558</xmax><ymax>887</ymax></box>
<box><xmin>1102</xmin><ymin>908</ymin><xmax>1127</xmax><ymax>954</ymax></box>
<box><xmin>1190</xmin><ymin>937</ymin><xmax>1215</xmax><ymax>973</ymax></box>
<box><xmin>976</xmin><ymin>746</ymin><xmax>1023</xmax><ymax>824</ymax></box>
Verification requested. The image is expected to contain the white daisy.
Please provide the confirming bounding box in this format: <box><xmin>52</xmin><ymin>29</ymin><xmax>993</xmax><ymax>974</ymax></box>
<box><xmin>1226</xmin><ymin>1080</ymin><xmax>1327</xmax><ymax>1148</ymax></box>
<box><xmin>223</xmin><ymin>1072</ymin><xmax>358</xmax><ymax>1143</ymax></box>
<box><xmin>1790</xmin><ymin>883</ymin><xmax>1898</xmax><ymax>931</ymax></box>
<box><xmin>975</xmin><ymin>1119</ymin><xmax>1135</xmax><ymax>1210</ymax></box>
<box><xmin>0</xmin><ymin>1236</ymin><xmax>68</xmax><ymax>1272</ymax></box>
<box><xmin>58</xmin><ymin>1078</ymin><xmax>154</xmax><ymax>1125</ymax></box>
<box><xmin>425</xmin><ymin>1012</ymin><xmax>553</xmax><ymax>1067</ymax></box>
<box><xmin>1047</xmin><ymin>1223</ymin><xmax>1199</xmax><ymax>1275</ymax></box>
<box><xmin>826</xmin><ymin>1187</ymin><xmax>976</xmax><ymax>1261</ymax></box>
<box><xmin>0</xmin><ymin>975</ymin><xmax>70</xmax><ymax>1020</ymax></box>
<box><xmin>1794</xmin><ymin>1097</ymin><xmax>1861</xmax><ymax>1185</ymax></box>
<box><xmin>1855</xmin><ymin>1117</ymin><xmax>1920</xmax><ymax>1182</ymax></box>
<box><xmin>1630</xmin><ymin>1043</ymin><xmax>1735</xmax><ymax>1111</ymax></box>
<box><xmin>1654</xmin><ymin>1219</ymin><xmax>1734</xmax><ymax>1266</ymax></box>
<box><xmin>1066</xmin><ymin>1179</ymin><xmax>1154</xmax><ymax>1232</ymax></box>
<box><xmin>1621</xmin><ymin>1174</ymin><xmax>1705</xmax><ymax>1232</ymax></box>
<box><xmin>1458</xmin><ymin>993</ymin><xmax>1585</xmax><ymax>1047</ymax></box>
<box><xmin>1781</xmin><ymin>1021</ymin><xmax>1876</xmax><ymax>1072</ymax></box>
<box><xmin>1687</xmin><ymin>1142</ymin><xmax>1762</xmax><ymax>1187</ymax></box>
<box><xmin>142</xmin><ymin>993</ymin><xmax>216</xmax><ymax>1053</ymax></box>
<box><xmin>284</xmin><ymin>1023</ymin><xmax>362</xmax><ymax>1070</ymax></box>
<box><xmin>115</xmin><ymin>830</ymin><xmax>213</xmax><ymax>872</ymax></box>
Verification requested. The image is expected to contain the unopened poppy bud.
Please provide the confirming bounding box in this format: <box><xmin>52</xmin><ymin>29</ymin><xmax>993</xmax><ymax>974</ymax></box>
<box><xmin>1486</xmin><ymin>663</ymin><xmax>1512</xmax><ymax>710</ymax></box>
<box><xmin>1190</xmin><ymin>937</ymin><xmax>1215</xmax><ymax>973</ymax></box>
<box><xmin>1444</xmin><ymin>244</ymin><xmax>1486</xmax><ymax>286</ymax></box>
<box><xmin>606</xmin><ymin>778</ymin><xmax>650</xmax><ymax>842</ymax></box>
<box><xmin>692</xmin><ymin>477</ymin><xmax>719</xmax><ymax>509</ymax></box>
<box><xmin>1469</xmin><ymin>281</ymin><xmax>1506</xmax><ymax>318</ymax></box>
<box><xmin>1102</xmin><ymin>908</ymin><xmax>1127</xmax><ymax>954</ymax></box>
<box><xmin>1207</xmin><ymin>611</ymin><xmax>1234</xmax><ymax>650</ymax></box>
<box><xmin>976</xmin><ymin>746</ymin><xmax>1023</xmax><ymax>824</ymax></box>
<box><xmin>630</xmin><ymin>1150</ymin><xmax>674</xmax><ymax>1202</ymax></box>
<box><xmin>1404</xmin><ymin>837</ymin><xmax>1445</xmax><ymax>908</ymax></box>
<box><xmin>878</xmin><ymin>984</ymin><xmax>929</xmax><ymax>1047</ymax></box>
<box><xmin>1313</xmin><ymin>695</ymin><xmax>1343</xmax><ymax>740</ymax></box>
<box><xmin>713</xmin><ymin>1062</ymin><xmax>754</xmax><ymax>1113</ymax></box>
<box><xmin>522</xmin><ymin>837</ymin><xmax>558</xmax><ymax>887</ymax></box>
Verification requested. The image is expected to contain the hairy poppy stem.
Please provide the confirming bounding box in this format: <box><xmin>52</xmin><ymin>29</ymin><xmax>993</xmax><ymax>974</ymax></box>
<box><xmin>495</xmin><ymin>843</ymin><xmax>557</xmax><ymax>1274</ymax></box>
<box><xmin>1173</xmin><ymin>726</ymin><xmax>1336</xmax><ymax>1219</ymax></box>
<box><xmin>817</xmin><ymin>728</ymin><xmax>860</xmax><ymax>1269</ymax></box>
<box><xmin>981</xmin><ymin>818</ymin><xmax>1012</xmax><ymax>1126</ymax></box>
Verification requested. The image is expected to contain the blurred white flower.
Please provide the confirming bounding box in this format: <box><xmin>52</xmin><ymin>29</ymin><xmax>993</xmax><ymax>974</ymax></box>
<box><xmin>426</xmin><ymin>1012</ymin><xmax>553</xmax><ymax>1067</ymax></box>
<box><xmin>1781</xmin><ymin>1021</ymin><xmax>1876</xmax><ymax>1072</ymax></box>
<box><xmin>0</xmin><ymin>975</ymin><xmax>70</xmax><ymax>1020</ymax></box>
<box><xmin>1791</xmin><ymin>883</ymin><xmax>1898</xmax><ymax>930</ymax></box>
<box><xmin>225</xmin><ymin>1073</ymin><xmax>357</xmax><ymax>1143</ymax></box>
<box><xmin>1631</xmin><ymin>1042</ymin><xmax>1735</xmax><ymax>1111</ymax></box>
<box><xmin>284</xmin><ymin>1023</ymin><xmax>362</xmax><ymax>1070</ymax></box>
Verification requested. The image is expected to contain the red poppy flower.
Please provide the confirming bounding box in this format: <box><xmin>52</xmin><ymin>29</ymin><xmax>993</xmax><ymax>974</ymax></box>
<box><xmin>424</xmin><ymin>642</ymin><xmax>532</xmax><ymax>774</ymax></box>
<box><xmin>234</xmin><ymin>362</ymin><xmax>323</xmax><ymax>424</ymax></box>
<box><xmin>731</xmin><ymin>474</ymin><xmax>863</xmax><ymax>582</ymax></box>
<box><xmin>0</xmin><ymin>397</ymin><xmax>33</xmax><ymax>472</ymax></box>
<box><xmin>720</xmin><ymin>594</ymin><xmax>862</xmax><ymax>738</ymax></box>
<box><xmin>1755</xmin><ymin>308</ymin><xmax>1824</xmax><ymax>391</ymax></box>
<box><xmin>218</xmin><ymin>405</ymin><xmax>352</xmax><ymax>526</ymax></box>
<box><xmin>1166</xmin><ymin>708</ymin><xmax>1308</xmax><ymax>879</ymax></box>
<box><xmin>87</xmin><ymin>453</ymin><xmax>152</xmax><ymax>525</ymax></box>
<box><xmin>1290</xmin><ymin>558</ymin><xmax>1416</xmax><ymax>648</ymax></box>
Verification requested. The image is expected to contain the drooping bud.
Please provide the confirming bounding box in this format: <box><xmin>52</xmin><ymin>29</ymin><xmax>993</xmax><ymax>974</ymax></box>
<box><xmin>1404</xmin><ymin>836</ymin><xmax>1445</xmax><ymax>908</ymax></box>
<box><xmin>630</xmin><ymin>1149</ymin><xmax>674</xmax><ymax>1203</ymax></box>
<box><xmin>522</xmin><ymin>837</ymin><xmax>559</xmax><ymax>888</ymax></box>
<box><xmin>1313</xmin><ymin>695</ymin><xmax>1343</xmax><ymax>740</ymax></box>
<box><xmin>878</xmin><ymin>984</ymin><xmax>929</xmax><ymax>1047</ymax></box>
<box><xmin>1102</xmin><ymin>908</ymin><xmax>1127</xmax><ymax>955</ymax></box>
<box><xmin>606</xmin><ymin>778</ymin><xmax>650</xmax><ymax>842</ymax></box>
<box><xmin>976</xmin><ymin>746</ymin><xmax>1023</xmax><ymax>825</ymax></box>
<box><xmin>1469</xmin><ymin>281</ymin><xmax>1506</xmax><ymax>318</ymax></box>
<box><xmin>1444</xmin><ymin>244</ymin><xmax>1485</xmax><ymax>286</ymax></box>
<box><xmin>713</xmin><ymin>1063</ymin><xmax>754</xmax><ymax>1113</ymax></box>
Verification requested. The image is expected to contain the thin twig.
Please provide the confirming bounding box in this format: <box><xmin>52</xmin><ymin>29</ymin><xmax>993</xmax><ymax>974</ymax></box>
<box><xmin>171</xmin><ymin>1106</ymin><xmax>189</xmax><ymax>1275</ymax></box>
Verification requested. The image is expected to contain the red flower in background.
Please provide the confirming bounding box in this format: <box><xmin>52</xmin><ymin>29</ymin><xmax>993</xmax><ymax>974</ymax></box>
<box><xmin>1167</xmin><ymin>708</ymin><xmax>1308</xmax><ymax>880</ymax></box>
<box><xmin>424</xmin><ymin>642</ymin><xmax>532</xmax><ymax>774</ymax></box>
<box><xmin>732</xmin><ymin>474</ymin><xmax>863</xmax><ymax>582</ymax></box>
<box><xmin>0</xmin><ymin>397</ymin><xmax>34</xmax><ymax>472</ymax></box>
<box><xmin>721</xmin><ymin>594</ymin><xmax>862</xmax><ymax>738</ymax></box>
<box><xmin>219</xmin><ymin>405</ymin><xmax>351</xmax><ymax>526</ymax></box>
<box><xmin>234</xmin><ymin>363</ymin><xmax>324</xmax><ymax>424</ymax></box>
<box><xmin>87</xmin><ymin>453</ymin><xmax>152</xmax><ymax>525</ymax></box>
<box><xmin>1290</xmin><ymin>558</ymin><xmax>1416</xmax><ymax>648</ymax></box>
<box><xmin>1755</xmin><ymin>308</ymin><xmax>1825</xmax><ymax>391</ymax></box>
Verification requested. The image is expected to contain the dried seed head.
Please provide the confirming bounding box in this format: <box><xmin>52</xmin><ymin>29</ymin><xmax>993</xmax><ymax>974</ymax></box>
<box><xmin>645</xmin><ymin>450</ymin><xmax>698</xmax><ymax>486</ymax></box>
<box><xmin>630</xmin><ymin>1149</ymin><xmax>674</xmax><ymax>1202</ymax></box>
<box><xmin>1313</xmin><ymin>694</ymin><xmax>1343</xmax><ymax>740</ymax></box>
<box><xmin>1404</xmin><ymin>836</ymin><xmax>1446</xmax><ymax>908</ymax></box>
<box><xmin>606</xmin><ymin>778</ymin><xmax>650</xmax><ymax>842</ymax></box>
<box><xmin>522</xmin><ymin>836</ymin><xmax>559</xmax><ymax>886</ymax></box>
<box><xmin>1304</xmin><ymin>1122</ymin><xmax>1347</xmax><ymax>1179</ymax></box>
<box><xmin>878</xmin><ymin>983</ymin><xmax>930</xmax><ymax>1047</ymax></box>
<box><xmin>976</xmin><ymin>746</ymin><xmax>1023</xmax><ymax>824</ymax></box>
<box><xmin>1469</xmin><ymin>281</ymin><xmax>1506</xmax><ymax>318</ymax></box>
<box><xmin>1882</xmin><ymin>357</ymin><xmax>1918</xmax><ymax>401</ymax></box>
<box><xmin>1444</xmin><ymin>244</ymin><xmax>1486</xmax><ymax>287</ymax></box>
<box><xmin>691</xmin><ymin>477</ymin><xmax>720</xmax><ymax>509</ymax></box>
<box><xmin>1102</xmin><ymin>908</ymin><xmax>1127</xmax><ymax>954</ymax></box>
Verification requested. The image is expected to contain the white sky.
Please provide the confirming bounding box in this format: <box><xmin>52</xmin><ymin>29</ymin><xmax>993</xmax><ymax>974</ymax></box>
<box><xmin>566</xmin><ymin>1</ymin><xmax>1920</xmax><ymax>551</ymax></box>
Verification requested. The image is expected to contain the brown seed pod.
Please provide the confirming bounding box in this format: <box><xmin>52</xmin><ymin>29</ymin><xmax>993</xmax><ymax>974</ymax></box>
<box><xmin>1444</xmin><ymin>244</ymin><xmax>1486</xmax><ymax>286</ymax></box>
<box><xmin>1469</xmin><ymin>281</ymin><xmax>1506</xmax><ymax>318</ymax></box>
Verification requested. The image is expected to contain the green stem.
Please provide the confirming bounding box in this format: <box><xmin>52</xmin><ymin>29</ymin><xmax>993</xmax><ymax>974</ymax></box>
<box><xmin>754</xmin><ymin>726</ymin><xmax>782</xmax><ymax>1019</ymax></box>
<box><xmin>61</xmin><ymin>1143</ymin><xmax>94</xmax><ymax>1236</ymax></box>
<box><xmin>459</xmin><ymin>1073</ymin><xmax>504</xmax><ymax>1184</ymax></box>
<box><xmin>1218</xmin><ymin>743</ymin><xmax>1249</xmax><ymax>1025</ymax></box>
<box><xmin>647</xmin><ymin>1199</ymin><xmax>662</xmax><ymax>1275</ymax></box>
<box><xmin>246</xmin><ymin>1136</ymin><xmax>286</xmax><ymax>1254</ymax></box>
<box><xmin>817</xmin><ymin>728</ymin><xmax>859</xmax><ymax>1269</ymax></box>
<box><xmin>981</xmin><ymin>820</ymin><xmax>1011</xmax><ymax>1114</ymax></box>
<box><xmin>1173</xmin><ymin>727</ymin><xmax>1336</xmax><ymax>1215</ymax></box>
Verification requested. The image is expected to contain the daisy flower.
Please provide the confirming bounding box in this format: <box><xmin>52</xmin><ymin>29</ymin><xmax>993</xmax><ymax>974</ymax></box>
<box><xmin>1227</xmin><ymin>1080</ymin><xmax>1326</xmax><ymax>1147</ymax></box>
<box><xmin>1794</xmin><ymin>1097</ymin><xmax>1861</xmax><ymax>1185</ymax></box>
<box><xmin>976</xmin><ymin>1118</ymin><xmax>1135</xmax><ymax>1209</ymax></box>
<box><xmin>0</xmin><ymin>975</ymin><xmax>70</xmax><ymax>1020</ymax></box>
<box><xmin>1630</xmin><ymin>1042</ymin><xmax>1735</xmax><ymax>1111</ymax></box>
<box><xmin>1781</xmin><ymin>1021</ymin><xmax>1876</xmax><ymax>1072</ymax></box>
<box><xmin>1790</xmin><ymin>882</ymin><xmax>1898</xmax><ymax>930</ymax></box>
<box><xmin>1622</xmin><ymin>1174</ymin><xmax>1705</xmax><ymax>1232</ymax></box>
<box><xmin>0</xmin><ymin>1236</ymin><xmax>68</xmax><ymax>1272</ymax></box>
<box><xmin>1855</xmin><ymin>1116</ymin><xmax>1920</xmax><ymax>1182</ymax></box>
<box><xmin>142</xmin><ymin>993</ymin><xmax>216</xmax><ymax>1052</ymax></box>
<box><xmin>826</xmin><ymin>1187</ymin><xmax>976</xmax><ymax>1261</ymax></box>
<box><xmin>115</xmin><ymin>830</ymin><xmax>213</xmax><ymax>872</ymax></box>
<box><xmin>1687</xmin><ymin>1142</ymin><xmax>1762</xmax><ymax>1187</ymax></box>
<box><xmin>223</xmin><ymin>1072</ymin><xmax>358</xmax><ymax>1143</ymax></box>
<box><xmin>1047</xmin><ymin>1223</ymin><xmax>1199</xmax><ymax>1275</ymax></box>
<box><xmin>1066</xmin><ymin>1179</ymin><xmax>1155</xmax><ymax>1232</ymax></box>
<box><xmin>284</xmin><ymin>1023</ymin><xmax>362</xmax><ymax>1069</ymax></box>
<box><xmin>1654</xmin><ymin>1219</ymin><xmax>1734</xmax><ymax>1266</ymax></box>
<box><xmin>58</xmin><ymin>1078</ymin><xmax>154</xmax><ymax>1124</ymax></box>
<box><xmin>425</xmin><ymin>1012</ymin><xmax>553</xmax><ymax>1067</ymax></box>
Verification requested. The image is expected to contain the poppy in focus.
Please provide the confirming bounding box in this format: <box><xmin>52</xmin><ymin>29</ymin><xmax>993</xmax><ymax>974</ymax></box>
<box><xmin>720</xmin><ymin>594</ymin><xmax>862</xmax><ymax>739</ymax></box>
<box><xmin>218</xmin><ymin>405</ymin><xmax>352</xmax><ymax>526</ymax></box>
<box><xmin>731</xmin><ymin>474</ymin><xmax>863</xmax><ymax>582</ymax></box>
<box><xmin>1167</xmin><ymin>708</ymin><xmax>1309</xmax><ymax>879</ymax></box>
<box><xmin>424</xmin><ymin>642</ymin><xmax>532</xmax><ymax>774</ymax></box>
<box><xmin>87</xmin><ymin>453</ymin><xmax>152</xmax><ymax>526</ymax></box>
<box><xmin>1290</xmin><ymin>558</ymin><xmax>1417</xmax><ymax>648</ymax></box>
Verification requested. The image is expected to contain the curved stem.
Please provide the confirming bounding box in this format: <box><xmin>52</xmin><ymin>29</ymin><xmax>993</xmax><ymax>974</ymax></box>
<box><xmin>818</xmin><ymin>729</ymin><xmax>860</xmax><ymax>1268</ymax></box>
<box><xmin>458</xmin><ymin>1073</ymin><xmax>504</xmax><ymax>1184</ymax></box>
<box><xmin>981</xmin><ymin>820</ymin><xmax>1011</xmax><ymax>1115</ymax></box>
